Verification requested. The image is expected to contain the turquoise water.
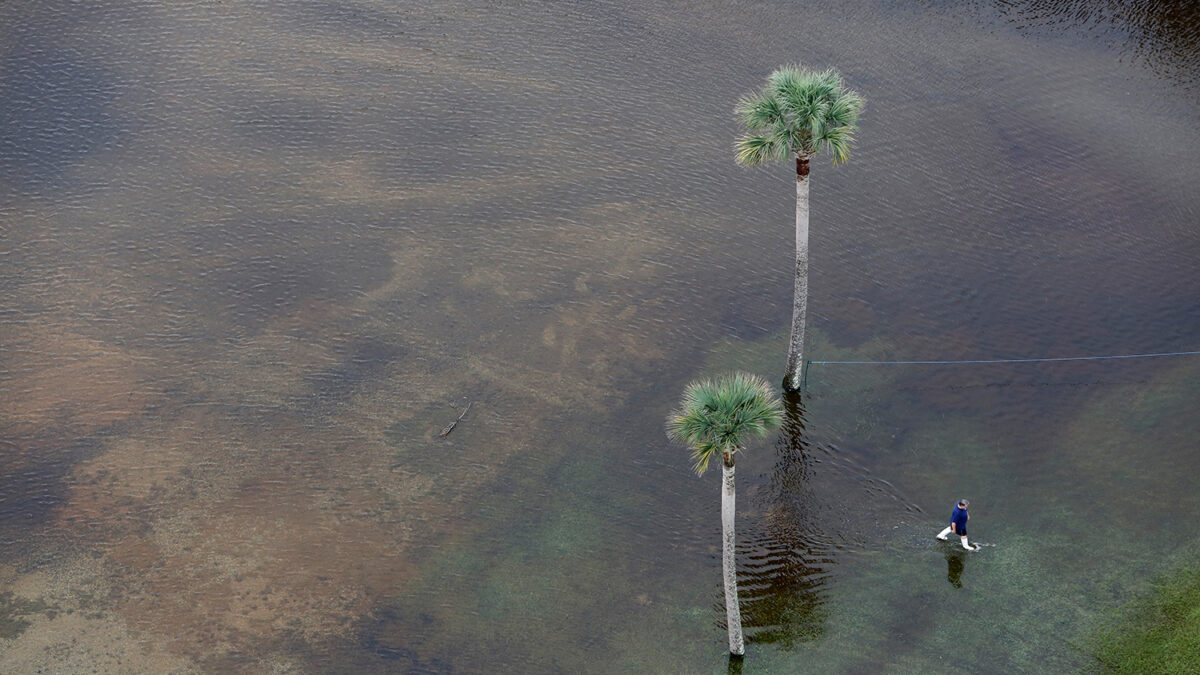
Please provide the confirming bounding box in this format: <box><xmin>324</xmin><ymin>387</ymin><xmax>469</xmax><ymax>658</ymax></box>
<box><xmin>0</xmin><ymin>0</ymin><xmax>1197</xmax><ymax>671</ymax></box>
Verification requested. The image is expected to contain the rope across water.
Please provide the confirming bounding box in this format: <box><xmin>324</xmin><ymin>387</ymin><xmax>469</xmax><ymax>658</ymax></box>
<box><xmin>801</xmin><ymin>350</ymin><xmax>1200</xmax><ymax>388</ymax></box>
<box><xmin>808</xmin><ymin>350</ymin><xmax>1200</xmax><ymax>366</ymax></box>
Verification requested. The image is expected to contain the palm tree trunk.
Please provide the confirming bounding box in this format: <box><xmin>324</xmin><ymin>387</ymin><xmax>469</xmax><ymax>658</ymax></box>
<box><xmin>721</xmin><ymin>452</ymin><xmax>744</xmax><ymax>655</ymax></box>
<box><xmin>783</xmin><ymin>156</ymin><xmax>810</xmax><ymax>392</ymax></box>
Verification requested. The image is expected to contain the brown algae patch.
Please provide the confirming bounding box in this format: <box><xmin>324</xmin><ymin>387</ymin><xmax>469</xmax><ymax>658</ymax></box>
<box><xmin>33</xmin><ymin>310</ymin><xmax>578</xmax><ymax>665</ymax></box>
<box><xmin>44</xmin><ymin>410</ymin><xmax>422</xmax><ymax>663</ymax></box>
<box><xmin>0</xmin><ymin>610</ymin><xmax>200</xmax><ymax>674</ymax></box>
<box><xmin>0</xmin><ymin>554</ymin><xmax>200</xmax><ymax>673</ymax></box>
<box><xmin>0</xmin><ymin>329</ymin><xmax>155</xmax><ymax>438</ymax></box>
<box><xmin>8</xmin><ymin>197</ymin><xmax>688</xmax><ymax>664</ymax></box>
<box><xmin>117</xmin><ymin>500</ymin><xmax>410</xmax><ymax>649</ymax></box>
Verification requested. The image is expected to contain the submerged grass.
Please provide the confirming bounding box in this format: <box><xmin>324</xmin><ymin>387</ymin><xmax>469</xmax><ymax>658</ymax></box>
<box><xmin>1091</xmin><ymin>564</ymin><xmax>1200</xmax><ymax>674</ymax></box>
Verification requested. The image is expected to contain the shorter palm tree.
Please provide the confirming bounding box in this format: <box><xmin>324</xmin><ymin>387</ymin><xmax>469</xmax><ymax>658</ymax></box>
<box><xmin>667</xmin><ymin>372</ymin><xmax>783</xmax><ymax>656</ymax></box>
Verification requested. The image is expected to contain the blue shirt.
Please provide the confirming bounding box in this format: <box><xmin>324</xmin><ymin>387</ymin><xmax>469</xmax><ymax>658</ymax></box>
<box><xmin>950</xmin><ymin>505</ymin><xmax>968</xmax><ymax>530</ymax></box>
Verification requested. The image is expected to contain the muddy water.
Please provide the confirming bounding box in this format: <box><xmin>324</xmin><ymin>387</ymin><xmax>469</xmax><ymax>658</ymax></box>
<box><xmin>0</xmin><ymin>0</ymin><xmax>1197</xmax><ymax>672</ymax></box>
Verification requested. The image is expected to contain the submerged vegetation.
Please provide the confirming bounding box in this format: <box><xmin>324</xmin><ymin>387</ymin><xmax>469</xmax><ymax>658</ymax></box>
<box><xmin>1092</xmin><ymin>565</ymin><xmax>1200</xmax><ymax>674</ymax></box>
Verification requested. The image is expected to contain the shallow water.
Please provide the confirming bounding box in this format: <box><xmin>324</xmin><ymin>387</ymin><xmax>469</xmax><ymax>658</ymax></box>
<box><xmin>0</xmin><ymin>0</ymin><xmax>1198</xmax><ymax>672</ymax></box>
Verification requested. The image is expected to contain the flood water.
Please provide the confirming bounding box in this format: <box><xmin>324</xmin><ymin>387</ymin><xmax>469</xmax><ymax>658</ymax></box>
<box><xmin>1</xmin><ymin>0</ymin><xmax>1198</xmax><ymax>672</ymax></box>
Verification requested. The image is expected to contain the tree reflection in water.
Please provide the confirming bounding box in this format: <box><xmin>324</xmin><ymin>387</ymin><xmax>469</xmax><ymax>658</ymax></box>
<box><xmin>739</xmin><ymin>392</ymin><xmax>831</xmax><ymax>647</ymax></box>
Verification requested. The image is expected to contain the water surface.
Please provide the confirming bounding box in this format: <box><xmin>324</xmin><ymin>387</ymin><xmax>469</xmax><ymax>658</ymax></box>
<box><xmin>0</xmin><ymin>0</ymin><xmax>1197</xmax><ymax>672</ymax></box>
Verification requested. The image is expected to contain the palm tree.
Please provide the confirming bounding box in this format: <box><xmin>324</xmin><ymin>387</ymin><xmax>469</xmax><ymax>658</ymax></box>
<box><xmin>667</xmin><ymin>372</ymin><xmax>783</xmax><ymax>656</ymax></box>
<box><xmin>735</xmin><ymin>65</ymin><xmax>864</xmax><ymax>392</ymax></box>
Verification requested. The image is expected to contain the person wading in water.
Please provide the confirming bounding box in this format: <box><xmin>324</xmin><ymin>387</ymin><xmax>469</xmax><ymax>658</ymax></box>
<box><xmin>937</xmin><ymin>499</ymin><xmax>980</xmax><ymax>551</ymax></box>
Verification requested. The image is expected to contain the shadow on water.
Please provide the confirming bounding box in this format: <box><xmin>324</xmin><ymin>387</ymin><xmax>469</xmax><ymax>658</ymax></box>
<box><xmin>740</xmin><ymin>392</ymin><xmax>830</xmax><ymax>647</ymax></box>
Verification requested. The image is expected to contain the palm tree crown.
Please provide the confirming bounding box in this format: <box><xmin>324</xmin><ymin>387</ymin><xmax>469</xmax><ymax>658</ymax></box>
<box><xmin>735</xmin><ymin>65</ymin><xmax>864</xmax><ymax>166</ymax></box>
<box><xmin>667</xmin><ymin>372</ymin><xmax>783</xmax><ymax>476</ymax></box>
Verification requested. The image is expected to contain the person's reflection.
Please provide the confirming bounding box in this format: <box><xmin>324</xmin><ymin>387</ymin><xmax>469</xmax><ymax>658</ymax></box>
<box><xmin>945</xmin><ymin>549</ymin><xmax>965</xmax><ymax>589</ymax></box>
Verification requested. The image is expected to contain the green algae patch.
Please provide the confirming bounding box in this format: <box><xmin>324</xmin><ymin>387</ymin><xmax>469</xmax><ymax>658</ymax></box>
<box><xmin>1092</xmin><ymin>565</ymin><xmax>1200</xmax><ymax>674</ymax></box>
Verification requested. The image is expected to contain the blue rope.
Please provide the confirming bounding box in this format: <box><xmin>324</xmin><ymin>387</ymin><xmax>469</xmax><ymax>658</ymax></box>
<box><xmin>809</xmin><ymin>350</ymin><xmax>1200</xmax><ymax>366</ymax></box>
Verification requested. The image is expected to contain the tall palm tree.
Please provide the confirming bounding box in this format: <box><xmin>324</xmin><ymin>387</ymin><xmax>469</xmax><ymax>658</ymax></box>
<box><xmin>735</xmin><ymin>65</ymin><xmax>864</xmax><ymax>392</ymax></box>
<box><xmin>667</xmin><ymin>372</ymin><xmax>783</xmax><ymax>656</ymax></box>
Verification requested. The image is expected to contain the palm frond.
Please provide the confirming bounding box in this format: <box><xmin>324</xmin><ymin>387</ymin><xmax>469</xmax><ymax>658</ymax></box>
<box><xmin>786</xmin><ymin>125</ymin><xmax>814</xmax><ymax>157</ymax></box>
<box><xmin>768</xmin><ymin>65</ymin><xmax>806</xmax><ymax>95</ymax></box>
<box><xmin>666</xmin><ymin>372</ymin><xmax>783</xmax><ymax>476</ymax></box>
<box><xmin>734</xmin><ymin>134</ymin><xmax>786</xmax><ymax>166</ymax></box>
<box><xmin>824</xmin><ymin>89</ymin><xmax>864</xmax><ymax>128</ymax></box>
<box><xmin>808</xmin><ymin>115</ymin><xmax>825</xmax><ymax>146</ymax></box>
<box><xmin>821</xmin><ymin>125</ymin><xmax>856</xmax><ymax>164</ymax></box>
<box><xmin>775</xmin><ymin>71</ymin><xmax>835</xmax><ymax>155</ymax></box>
<box><xmin>776</xmin><ymin>75</ymin><xmax>819</xmax><ymax>123</ymax></box>
<box><xmin>688</xmin><ymin>440</ymin><xmax>720</xmax><ymax>476</ymax></box>
<box><xmin>814</xmin><ymin>68</ymin><xmax>842</xmax><ymax>95</ymax></box>
<box><xmin>735</xmin><ymin>91</ymin><xmax>785</xmax><ymax>132</ymax></box>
